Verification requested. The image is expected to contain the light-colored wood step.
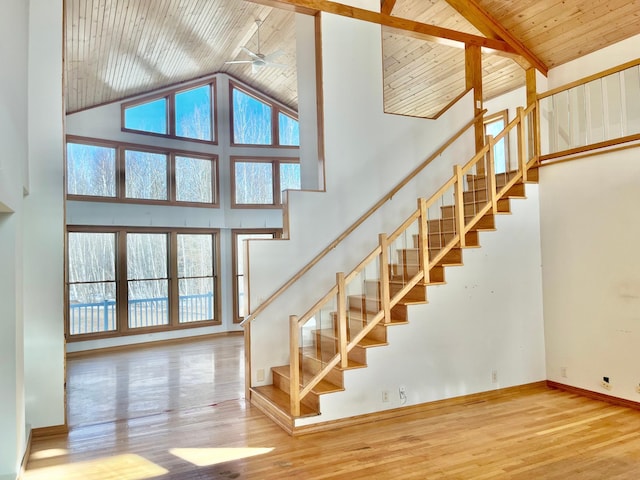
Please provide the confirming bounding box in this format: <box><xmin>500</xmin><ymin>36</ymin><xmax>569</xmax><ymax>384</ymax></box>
<box><xmin>272</xmin><ymin>365</ymin><xmax>344</xmax><ymax>396</ymax></box>
<box><xmin>251</xmin><ymin>385</ymin><xmax>318</xmax><ymax>420</ymax></box>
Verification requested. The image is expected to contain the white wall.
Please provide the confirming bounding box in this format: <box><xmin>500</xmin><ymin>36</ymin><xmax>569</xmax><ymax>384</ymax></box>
<box><xmin>248</xmin><ymin>3</ymin><xmax>545</xmax><ymax>426</ymax></box>
<box><xmin>540</xmin><ymin>35</ymin><xmax>640</xmax><ymax>402</ymax></box>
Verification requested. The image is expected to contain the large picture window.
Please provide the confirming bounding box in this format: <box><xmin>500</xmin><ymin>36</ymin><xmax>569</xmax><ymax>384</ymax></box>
<box><xmin>66</xmin><ymin>137</ymin><xmax>218</xmax><ymax>207</ymax></box>
<box><xmin>66</xmin><ymin>227</ymin><xmax>220</xmax><ymax>340</ymax></box>
<box><xmin>122</xmin><ymin>80</ymin><xmax>216</xmax><ymax>143</ymax></box>
<box><xmin>231</xmin><ymin>157</ymin><xmax>301</xmax><ymax>207</ymax></box>
<box><xmin>230</xmin><ymin>82</ymin><xmax>300</xmax><ymax>147</ymax></box>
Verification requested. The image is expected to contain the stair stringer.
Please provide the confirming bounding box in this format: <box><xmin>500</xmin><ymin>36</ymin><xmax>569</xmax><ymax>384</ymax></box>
<box><xmin>294</xmin><ymin>184</ymin><xmax>546</xmax><ymax>427</ymax></box>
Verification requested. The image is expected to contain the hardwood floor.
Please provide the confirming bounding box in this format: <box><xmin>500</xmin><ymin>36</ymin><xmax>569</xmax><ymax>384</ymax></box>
<box><xmin>26</xmin><ymin>336</ymin><xmax>640</xmax><ymax>479</ymax></box>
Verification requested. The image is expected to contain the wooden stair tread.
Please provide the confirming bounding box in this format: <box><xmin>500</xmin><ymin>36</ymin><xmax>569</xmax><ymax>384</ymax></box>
<box><xmin>272</xmin><ymin>365</ymin><xmax>344</xmax><ymax>395</ymax></box>
<box><xmin>316</xmin><ymin>328</ymin><xmax>388</xmax><ymax>349</ymax></box>
<box><xmin>252</xmin><ymin>385</ymin><xmax>318</xmax><ymax>418</ymax></box>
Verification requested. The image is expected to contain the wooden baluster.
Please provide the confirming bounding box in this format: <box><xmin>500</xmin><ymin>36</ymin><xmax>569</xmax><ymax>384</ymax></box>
<box><xmin>289</xmin><ymin>314</ymin><xmax>301</xmax><ymax>417</ymax></box>
<box><xmin>418</xmin><ymin>198</ymin><xmax>430</xmax><ymax>284</ymax></box>
<box><xmin>517</xmin><ymin>106</ymin><xmax>528</xmax><ymax>182</ymax></box>
<box><xmin>486</xmin><ymin>135</ymin><xmax>497</xmax><ymax>212</ymax></box>
<box><xmin>453</xmin><ymin>165</ymin><xmax>466</xmax><ymax>248</ymax></box>
<box><xmin>378</xmin><ymin>234</ymin><xmax>391</xmax><ymax>325</ymax></box>
<box><xmin>336</xmin><ymin>272</ymin><xmax>348</xmax><ymax>369</ymax></box>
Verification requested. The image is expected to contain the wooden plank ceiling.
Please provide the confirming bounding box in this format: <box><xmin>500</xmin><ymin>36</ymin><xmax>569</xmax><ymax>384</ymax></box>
<box><xmin>65</xmin><ymin>0</ymin><xmax>640</xmax><ymax>117</ymax></box>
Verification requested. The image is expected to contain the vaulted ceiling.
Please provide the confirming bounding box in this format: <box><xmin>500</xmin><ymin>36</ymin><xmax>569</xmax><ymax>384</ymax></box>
<box><xmin>65</xmin><ymin>0</ymin><xmax>640</xmax><ymax>117</ymax></box>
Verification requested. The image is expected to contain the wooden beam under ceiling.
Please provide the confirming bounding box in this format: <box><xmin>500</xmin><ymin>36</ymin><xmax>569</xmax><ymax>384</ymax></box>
<box><xmin>247</xmin><ymin>0</ymin><xmax>517</xmax><ymax>53</ymax></box>
<box><xmin>380</xmin><ymin>0</ymin><xmax>396</xmax><ymax>16</ymax></box>
<box><xmin>444</xmin><ymin>0</ymin><xmax>547</xmax><ymax>75</ymax></box>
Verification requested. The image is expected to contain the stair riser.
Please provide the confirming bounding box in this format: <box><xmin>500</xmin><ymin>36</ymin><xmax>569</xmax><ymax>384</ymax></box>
<box><xmin>296</xmin><ymin>355</ymin><xmax>345</xmax><ymax>387</ymax></box>
<box><xmin>272</xmin><ymin>369</ymin><xmax>320</xmax><ymax>411</ymax></box>
<box><xmin>363</xmin><ymin>280</ymin><xmax>426</xmax><ymax>304</ymax></box>
<box><xmin>330</xmin><ymin>311</ymin><xmax>388</xmax><ymax>343</ymax></box>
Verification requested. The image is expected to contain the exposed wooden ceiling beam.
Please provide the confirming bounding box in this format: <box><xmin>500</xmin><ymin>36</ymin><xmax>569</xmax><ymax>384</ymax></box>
<box><xmin>380</xmin><ymin>0</ymin><xmax>396</xmax><ymax>16</ymax></box>
<box><xmin>443</xmin><ymin>0</ymin><xmax>548</xmax><ymax>75</ymax></box>
<box><xmin>247</xmin><ymin>0</ymin><xmax>517</xmax><ymax>53</ymax></box>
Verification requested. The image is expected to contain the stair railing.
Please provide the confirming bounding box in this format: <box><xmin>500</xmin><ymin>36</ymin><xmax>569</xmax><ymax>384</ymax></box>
<box><xmin>242</xmin><ymin>110</ymin><xmax>487</xmax><ymax>329</ymax></box>
<box><xmin>288</xmin><ymin>104</ymin><xmax>538</xmax><ymax>416</ymax></box>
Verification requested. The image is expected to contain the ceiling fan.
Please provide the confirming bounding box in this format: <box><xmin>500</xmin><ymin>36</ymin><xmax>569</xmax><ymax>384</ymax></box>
<box><xmin>225</xmin><ymin>20</ymin><xmax>287</xmax><ymax>74</ymax></box>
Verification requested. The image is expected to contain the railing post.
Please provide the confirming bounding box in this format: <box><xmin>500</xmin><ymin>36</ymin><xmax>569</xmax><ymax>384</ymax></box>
<box><xmin>453</xmin><ymin>165</ymin><xmax>466</xmax><ymax>247</ymax></box>
<box><xmin>336</xmin><ymin>272</ymin><xmax>348</xmax><ymax>369</ymax></box>
<box><xmin>289</xmin><ymin>314</ymin><xmax>301</xmax><ymax>417</ymax></box>
<box><xmin>378</xmin><ymin>234</ymin><xmax>391</xmax><ymax>325</ymax></box>
<box><xmin>103</xmin><ymin>300</ymin><xmax>109</xmax><ymax>331</ymax></box>
<box><xmin>517</xmin><ymin>106</ymin><xmax>528</xmax><ymax>182</ymax></box>
<box><xmin>418</xmin><ymin>198</ymin><xmax>430</xmax><ymax>284</ymax></box>
<box><xmin>486</xmin><ymin>135</ymin><xmax>498</xmax><ymax>212</ymax></box>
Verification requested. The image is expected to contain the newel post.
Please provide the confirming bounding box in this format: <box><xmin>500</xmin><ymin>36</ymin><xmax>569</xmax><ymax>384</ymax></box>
<box><xmin>453</xmin><ymin>165</ymin><xmax>466</xmax><ymax>248</ymax></box>
<box><xmin>378</xmin><ymin>233</ymin><xmax>391</xmax><ymax>324</ymax></box>
<box><xmin>486</xmin><ymin>135</ymin><xmax>497</xmax><ymax>212</ymax></box>
<box><xmin>289</xmin><ymin>314</ymin><xmax>301</xmax><ymax>417</ymax></box>
<box><xmin>336</xmin><ymin>272</ymin><xmax>349</xmax><ymax>369</ymax></box>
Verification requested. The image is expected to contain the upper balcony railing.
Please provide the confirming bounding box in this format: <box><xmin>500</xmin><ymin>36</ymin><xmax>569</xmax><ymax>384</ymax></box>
<box><xmin>539</xmin><ymin>59</ymin><xmax>640</xmax><ymax>160</ymax></box>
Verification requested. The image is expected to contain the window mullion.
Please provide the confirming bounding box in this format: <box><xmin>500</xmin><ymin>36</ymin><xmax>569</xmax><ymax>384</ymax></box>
<box><xmin>169</xmin><ymin>232</ymin><xmax>179</xmax><ymax>327</ymax></box>
<box><xmin>273</xmin><ymin>160</ymin><xmax>281</xmax><ymax>206</ymax></box>
<box><xmin>117</xmin><ymin>230</ymin><xmax>129</xmax><ymax>333</ymax></box>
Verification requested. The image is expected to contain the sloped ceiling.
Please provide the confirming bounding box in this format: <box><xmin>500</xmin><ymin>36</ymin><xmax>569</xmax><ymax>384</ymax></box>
<box><xmin>65</xmin><ymin>0</ymin><xmax>640</xmax><ymax>117</ymax></box>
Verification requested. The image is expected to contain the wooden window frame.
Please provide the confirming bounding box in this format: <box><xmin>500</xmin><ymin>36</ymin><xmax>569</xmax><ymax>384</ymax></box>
<box><xmin>66</xmin><ymin>135</ymin><xmax>219</xmax><ymax>208</ymax></box>
<box><xmin>229</xmin><ymin>81</ymin><xmax>300</xmax><ymax>148</ymax></box>
<box><xmin>230</xmin><ymin>156</ymin><xmax>300</xmax><ymax>209</ymax></box>
<box><xmin>121</xmin><ymin>78</ymin><xmax>218</xmax><ymax>145</ymax></box>
<box><xmin>66</xmin><ymin>226</ymin><xmax>221</xmax><ymax>342</ymax></box>
<box><xmin>231</xmin><ymin>229</ymin><xmax>282</xmax><ymax>324</ymax></box>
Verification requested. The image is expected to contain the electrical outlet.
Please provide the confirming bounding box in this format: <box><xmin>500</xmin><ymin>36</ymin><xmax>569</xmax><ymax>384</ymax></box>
<box><xmin>491</xmin><ymin>370</ymin><xmax>498</xmax><ymax>383</ymax></box>
<box><xmin>601</xmin><ymin>377</ymin><xmax>611</xmax><ymax>390</ymax></box>
<box><xmin>382</xmin><ymin>390</ymin><xmax>390</xmax><ymax>403</ymax></box>
<box><xmin>257</xmin><ymin>369</ymin><xmax>265</xmax><ymax>382</ymax></box>
<box><xmin>560</xmin><ymin>366</ymin><xmax>567</xmax><ymax>378</ymax></box>
<box><xmin>399</xmin><ymin>386</ymin><xmax>407</xmax><ymax>405</ymax></box>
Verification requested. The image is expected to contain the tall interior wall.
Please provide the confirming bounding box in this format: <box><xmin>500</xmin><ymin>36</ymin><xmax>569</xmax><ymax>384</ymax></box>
<box><xmin>0</xmin><ymin>0</ymin><xmax>65</xmax><ymax>478</ymax></box>
<box><xmin>541</xmin><ymin>35</ymin><xmax>640</xmax><ymax>401</ymax></box>
<box><xmin>249</xmin><ymin>0</ymin><xmax>547</xmax><ymax>426</ymax></box>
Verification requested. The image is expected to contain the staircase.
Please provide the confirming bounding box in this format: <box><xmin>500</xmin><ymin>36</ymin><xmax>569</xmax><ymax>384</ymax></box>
<box><xmin>246</xmin><ymin>105</ymin><xmax>540</xmax><ymax>434</ymax></box>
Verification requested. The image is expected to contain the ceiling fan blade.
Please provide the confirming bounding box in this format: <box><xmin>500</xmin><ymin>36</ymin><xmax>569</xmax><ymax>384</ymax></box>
<box><xmin>263</xmin><ymin>50</ymin><xmax>285</xmax><ymax>62</ymax></box>
<box><xmin>241</xmin><ymin>46</ymin><xmax>263</xmax><ymax>62</ymax></box>
<box><xmin>225</xmin><ymin>60</ymin><xmax>253</xmax><ymax>65</ymax></box>
<box><xmin>264</xmin><ymin>62</ymin><xmax>288</xmax><ymax>69</ymax></box>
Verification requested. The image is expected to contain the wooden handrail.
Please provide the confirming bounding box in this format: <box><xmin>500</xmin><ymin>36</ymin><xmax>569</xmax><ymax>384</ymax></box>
<box><xmin>242</xmin><ymin>109</ymin><xmax>487</xmax><ymax>326</ymax></box>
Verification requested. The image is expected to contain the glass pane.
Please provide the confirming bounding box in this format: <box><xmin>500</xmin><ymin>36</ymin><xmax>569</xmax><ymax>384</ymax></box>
<box><xmin>235</xmin><ymin>233</ymin><xmax>274</xmax><ymax>319</ymax></box>
<box><xmin>553</xmin><ymin>90</ymin><xmax>570</xmax><ymax>152</ymax></box>
<box><xmin>179</xmin><ymin>277</ymin><xmax>215</xmax><ymax>323</ymax></box>
<box><xmin>127</xmin><ymin>233</ymin><xmax>167</xmax><ymax>280</ymax></box>
<box><xmin>125</xmin><ymin>150</ymin><xmax>168</xmax><ymax>200</ymax></box>
<box><xmin>68</xmin><ymin>232</ymin><xmax>115</xmax><ymax>283</ymax></box>
<box><xmin>278</xmin><ymin>112</ymin><xmax>300</xmax><ymax>146</ymax></box>
<box><xmin>232</xmin><ymin>88</ymin><xmax>272</xmax><ymax>145</ymax></box>
<box><xmin>485</xmin><ymin>119</ymin><xmax>506</xmax><ymax>174</ymax></box>
<box><xmin>587</xmin><ymin>79</ymin><xmax>605</xmax><ymax>145</ymax></box>
<box><xmin>68</xmin><ymin>282</ymin><xmax>117</xmax><ymax>335</ymax></box>
<box><xmin>624</xmin><ymin>66</ymin><xmax>640</xmax><ymax>135</ymax></box>
<box><xmin>67</xmin><ymin>143</ymin><xmax>116</xmax><ymax>197</ymax></box>
<box><xmin>175</xmin><ymin>156</ymin><xmax>213</xmax><ymax>204</ymax></box>
<box><xmin>604</xmin><ymin>73</ymin><xmax>623</xmax><ymax>139</ymax></box>
<box><xmin>124</xmin><ymin>98</ymin><xmax>167</xmax><ymax>134</ymax></box>
<box><xmin>175</xmin><ymin>85</ymin><xmax>213</xmax><ymax>141</ymax></box>
<box><xmin>569</xmin><ymin>85</ymin><xmax>587</xmax><ymax>148</ymax></box>
<box><xmin>234</xmin><ymin>161</ymin><xmax>273</xmax><ymax>204</ymax></box>
<box><xmin>178</xmin><ymin>234</ymin><xmax>213</xmax><ymax>278</ymax></box>
<box><xmin>280</xmin><ymin>163</ymin><xmax>301</xmax><ymax>197</ymax></box>
<box><xmin>128</xmin><ymin>279</ymin><xmax>169</xmax><ymax>328</ymax></box>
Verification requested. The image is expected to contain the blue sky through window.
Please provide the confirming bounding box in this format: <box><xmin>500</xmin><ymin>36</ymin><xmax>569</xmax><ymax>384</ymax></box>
<box><xmin>175</xmin><ymin>85</ymin><xmax>212</xmax><ymax>141</ymax></box>
<box><xmin>125</xmin><ymin>98</ymin><xmax>167</xmax><ymax>134</ymax></box>
<box><xmin>233</xmin><ymin>88</ymin><xmax>272</xmax><ymax>145</ymax></box>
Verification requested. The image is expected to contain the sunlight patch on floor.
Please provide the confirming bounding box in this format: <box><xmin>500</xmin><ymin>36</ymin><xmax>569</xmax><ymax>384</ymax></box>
<box><xmin>29</xmin><ymin>449</ymin><xmax>69</xmax><ymax>460</ymax></box>
<box><xmin>24</xmin><ymin>453</ymin><xmax>168</xmax><ymax>480</ymax></box>
<box><xmin>169</xmin><ymin>447</ymin><xmax>274</xmax><ymax>467</ymax></box>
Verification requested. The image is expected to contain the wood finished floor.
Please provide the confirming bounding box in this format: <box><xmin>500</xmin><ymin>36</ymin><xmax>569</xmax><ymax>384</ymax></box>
<box><xmin>26</xmin><ymin>336</ymin><xmax>640</xmax><ymax>479</ymax></box>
